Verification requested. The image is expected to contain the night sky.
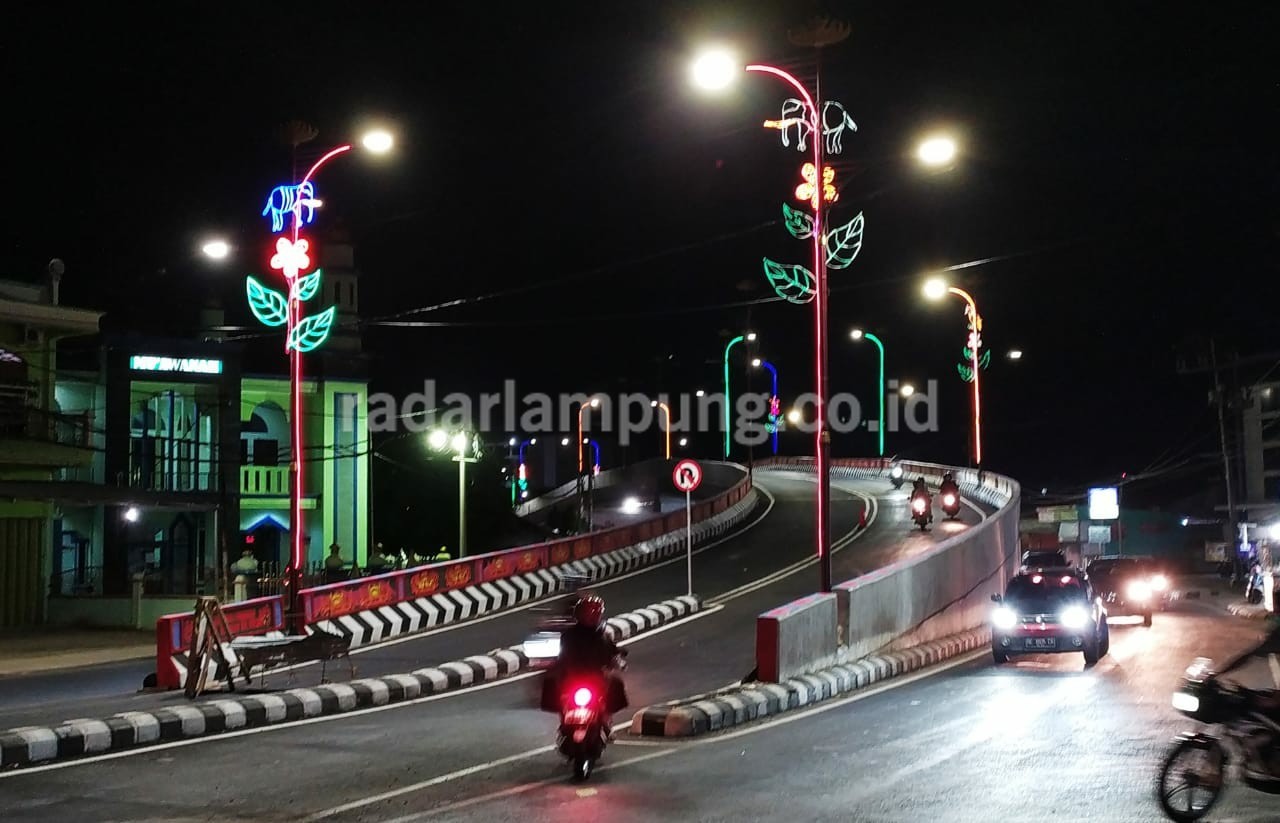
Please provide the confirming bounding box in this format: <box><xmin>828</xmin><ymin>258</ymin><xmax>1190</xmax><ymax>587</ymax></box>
<box><xmin>7</xmin><ymin>1</ymin><xmax>1279</xmax><ymax>509</ymax></box>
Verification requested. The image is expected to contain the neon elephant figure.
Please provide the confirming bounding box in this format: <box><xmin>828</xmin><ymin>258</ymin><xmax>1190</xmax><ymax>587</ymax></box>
<box><xmin>262</xmin><ymin>182</ymin><xmax>321</xmax><ymax>233</ymax></box>
<box><xmin>766</xmin><ymin>99</ymin><xmax>859</xmax><ymax>156</ymax></box>
<box><xmin>821</xmin><ymin>101</ymin><xmax>858</xmax><ymax>155</ymax></box>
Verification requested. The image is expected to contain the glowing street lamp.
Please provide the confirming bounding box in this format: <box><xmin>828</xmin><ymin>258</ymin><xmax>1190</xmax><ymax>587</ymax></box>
<box><xmin>1007</xmin><ymin>349</ymin><xmax>1024</xmax><ymax>361</ymax></box>
<box><xmin>899</xmin><ymin>383</ymin><xmax>916</xmax><ymax>398</ymax></box>
<box><xmin>849</xmin><ymin>329</ymin><xmax>886</xmax><ymax>457</ymax></box>
<box><xmin>201</xmin><ymin>239</ymin><xmax>231</xmax><ymax>260</ymax></box>
<box><xmin>723</xmin><ymin>332</ymin><xmax>756</xmax><ymax>458</ymax></box>
<box><xmin>787</xmin><ymin>408</ymin><xmax>802</xmax><ymax>425</ymax></box>
<box><xmin>678</xmin><ymin>437</ymin><xmax>689</xmax><ymax>448</ymax></box>
<box><xmin>752</xmin><ymin>358</ymin><xmax>780</xmax><ymax>455</ymax></box>
<box><xmin>577</xmin><ymin>397</ymin><xmax>601</xmax><ymax>474</ymax></box>
<box><xmin>690</xmin><ymin>48</ymin><xmax>739</xmax><ymax>92</ymax></box>
<box><xmin>650</xmin><ymin>400</ymin><xmax>672</xmax><ymax>459</ymax></box>
<box><xmin>429</xmin><ymin>428</ymin><xmax>478</xmax><ymax>557</ymax></box>
<box><xmin>923</xmin><ymin>276</ymin><xmax>984</xmax><ymax>466</ymax></box>
<box><xmin>244</xmin><ymin>124</ymin><xmax>396</xmax><ymax>632</ymax></box>
<box><xmin>916</xmin><ymin>134</ymin><xmax>958</xmax><ymax>168</ymax></box>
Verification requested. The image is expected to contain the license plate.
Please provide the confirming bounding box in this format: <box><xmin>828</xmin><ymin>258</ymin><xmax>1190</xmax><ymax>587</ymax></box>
<box><xmin>1025</xmin><ymin>637</ymin><xmax>1056</xmax><ymax>650</ymax></box>
<box><xmin>563</xmin><ymin>708</ymin><xmax>594</xmax><ymax>724</ymax></box>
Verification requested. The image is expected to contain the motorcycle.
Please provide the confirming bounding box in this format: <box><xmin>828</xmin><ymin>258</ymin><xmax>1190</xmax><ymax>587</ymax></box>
<box><xmin>889</xmin><ymin>464</ymin><xmax>905</xmax><ymax>490</ymax></box>
<box><xmin>555</xmin><ymin>652</ymin><xmax>626</xmax><ymax>781</ymax></box>
<box><xmin>1157</xmin><ymin>657</ymin><xmax>1280</xmax><ymax>820</ymax></box>
<box><xmin>910</xmin><ymin>492</ymin><xmax>931</xmax><ymax>531</ymax></box>
<box><xmin>940</xmin><ymin>486</ymin><xmax>961</xmax><ymax>519</ymax></box>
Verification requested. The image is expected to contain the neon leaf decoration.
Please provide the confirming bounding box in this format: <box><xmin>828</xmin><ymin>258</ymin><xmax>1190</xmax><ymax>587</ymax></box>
<box><xmin>958</xmin><ymin>363</ymin><xmax>975</xmax><ymax>383</ymax></box>
<box><xmin>293</xmin><ymin>270</ymin><xmax>322</xmax><ymax>302</ymax></box>
<box><xmin>246</xmin><ymin>276</ymin><xmax>288</xmax><ymax>327</ymax></box>
<box><xmin>795</xmin><ymin>163</ymin><xmax>838</xmax><ymax>209</ymax></box>
<box><xmin>762</xmin><ymin>257</ymin><xmax>815</xmax><ymax>304</ymax></box>
<box><xmin>957</xmin><ymin>348</ymin><xmax>991</xmax><ymax>382</ymax></box>
<box><xmin>288</xmin><ymin>306</ymin><xmax>336</xmax><ymax>353</ymax></box>
<box><xmin>782</xmin><ymin>203</ymin><xmax>815</xmax><ymax>239</ymax></box>
<box><xmin>825</xmin><ymin>212</ymin><xmax>864</xmax><ymax>270</ymax></box>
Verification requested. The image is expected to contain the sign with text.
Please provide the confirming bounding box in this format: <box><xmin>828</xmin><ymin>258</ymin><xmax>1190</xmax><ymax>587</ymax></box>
<box><xmin>130</xmin><ymin>355</ymin><xmax>223</xmax><ymax>375</ymax></box>
<box><xmin>1087</xmin><ymin>487</ymin><xmax>1119</xmax><ymax>520</ymax></box>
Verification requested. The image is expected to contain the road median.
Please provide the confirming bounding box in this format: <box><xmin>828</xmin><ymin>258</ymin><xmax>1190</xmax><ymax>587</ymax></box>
<box><xmin>630</xmin><ymin>627</ymin><xmax>988</xmax><ymax>738</ymax></box>
<box><xmin>0</xmin><ymin>595</ymin><xmax>701</xmax><ymax>771</ymax></box>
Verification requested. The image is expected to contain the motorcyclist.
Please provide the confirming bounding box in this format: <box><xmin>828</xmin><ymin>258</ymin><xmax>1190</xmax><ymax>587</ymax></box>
<box><xmin>910</xmin><ymin>477</ymin><xmax>932</xmax><ymax>525</ymax></box>
<box><xmin>1215</xmin><ymin>615</ymin><xmax>1280</xmax><ymax>777</ymax></box>
<box><xmin>939</xmin><ymin>472</ymin><xmax>959</xmax><ymax>496</ymax></box>
<box><xmin>552</xmin><ymin>595</ymin><xmax>628</xmax><ymax>731</ymax></box>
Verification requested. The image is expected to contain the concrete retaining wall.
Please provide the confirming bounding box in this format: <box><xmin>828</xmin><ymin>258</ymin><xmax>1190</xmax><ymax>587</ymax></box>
<box><xmin>752</xmin><ymin>458</ymin><xmax>1019</xmax><ymax>675</ymax></box>
<box><xmin>756</xmin><ymin>592</ymin><xmax>838</xmax><ymax>683</ymax></box>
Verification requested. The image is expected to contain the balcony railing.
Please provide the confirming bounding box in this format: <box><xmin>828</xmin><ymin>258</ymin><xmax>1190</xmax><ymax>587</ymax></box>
<box><xmin>241</xmin><ymin>464</ymin><xmax>289</xmax><ymax>496</ymax></box>
<box><xmin>0</xmin><ymin>404</ymin><xmax>91</xmax><ymax>449</ymax></box>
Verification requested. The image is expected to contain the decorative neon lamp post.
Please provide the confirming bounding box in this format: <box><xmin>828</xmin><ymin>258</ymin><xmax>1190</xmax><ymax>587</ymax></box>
<box><xmin>245</xmin><ymin>126</ymin><xmax>393</xmax><ymax>633</ymax></box>
<box><xmin>849</xmin><ymin>329</ymin><xmax>886</xmax><ymax>457</ymax></box>
<box><xmin>693</xmin><ymin>23</ymin><xmax>858</xmax><ymax>592</ymax></box>
<box><xmin>723</xmin><ymin>332</ymin><xmax>756</xmax><ymax>458</ymax></box>
<box><xmin>585</xmin><ymin>438</ymin><xmax>602</xmax><ymax>475</ymax></box>
<box><xmin>923</xmin><ymin>277</ymin><xmax>984</xmax><ymax>466</ymax></box>
<box><xmin>516</xmin><ymin>437</ymin><xmax>537</xmax><ymax>502</ymax></box>
<box><xmin>651</xmin><ymin>400</ymin><xmax>672</xmax><ymax>459</ymax></box>
<box><xmin>751</xmin><ymin>358</ymin><xmax>780</xmax><ymax>455</ymax></box>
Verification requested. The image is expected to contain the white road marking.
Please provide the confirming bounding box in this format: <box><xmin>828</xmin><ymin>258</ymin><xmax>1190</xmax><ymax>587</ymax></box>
<box><xmin>341</xmin><ymin>649</ymin><xmax>989</xmax><ymax>821</ymax></box>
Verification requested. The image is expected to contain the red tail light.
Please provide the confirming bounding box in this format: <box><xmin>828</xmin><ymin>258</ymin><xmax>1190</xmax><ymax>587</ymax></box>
<box><xmin>573</xmin><ymin>687</ymin><xmax>593</xmax><ymax>708</ymax></box>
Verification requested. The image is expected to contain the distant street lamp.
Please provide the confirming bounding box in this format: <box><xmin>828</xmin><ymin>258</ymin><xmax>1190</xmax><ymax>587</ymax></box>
<box><xmin>917</xmin><ymin>135</ymin><xmax>958</xmax><ymax>168</ymax></box>
<box><xmin>752</xmin><ymin>358</ymin><xmax>780</xmax><ymax>455</ymax></box>
<box><xmin>923</xmin><ymin>276</ymin><xmax>984</xmax><ymax>465</ymax></box>
<box><xmin>650</xmin><ymin>400</ymin><xmax>672</xmax><ymax>459</ymax></box>
<box><xmin>429</xmin><ymin>428</ymin><xmax>479</xmax><ymax>557</ymax></box>
<box><xmin>1007</xmin><ymin>349</ymin><xmax>1023</xmax><ymax>361</ymax></box>
<box><xmin>577</xmin><ymin>397</ymin><xmax>601</xmax><ymax>474</ymax></box>
<box><xmin>723</xmin><ymin>332</ymin><xmax>756</xmax><ymax>458</ymax></box>
<box><xmin>201</xmin><ymin>239</ymin><xmax>231</xmax><ymax>260</ymax></box>
<box><xmin>850</xmin><ymin>328</ymin><xmax>886</xmax><ymax>457</ymax></box>
<box><xmin>679</xmin><ymin>437</ymin><xmax>689</xmax><ymax>448</ymax></box>
<box><xmin>899</xmin><ymin>383</ymin><xmax>917</xmax><ymax>398</ymax></box>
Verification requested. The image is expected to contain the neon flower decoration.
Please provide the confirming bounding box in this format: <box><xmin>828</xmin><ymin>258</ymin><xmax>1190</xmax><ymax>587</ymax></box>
<box><xmin>795</xmin><ymin>163</ymin><xmax>838</xmax><ymax>209</ymax></box>
<box><xmin>762</xmin><ymin>257</ymin><xmax>815</xmax><ymax>304</ymax></box>
<box><xmin>269</xmin><ymin>237</ymin><xmax>312</xmax><ymax>280</ymax></box>
<box><xmin>763</xmin><ymin>99</ymin><xmax>858</xmax><ymax>155</ymax></box>
<box><xmin>956</xmin><ymin>309</ymin><xmax>989</xmax><ymax>382</ymax></box>
<box><xmin>262</xmin><ymin>182</ymin><xmax>322</xmax><ymax>232</ymax></box>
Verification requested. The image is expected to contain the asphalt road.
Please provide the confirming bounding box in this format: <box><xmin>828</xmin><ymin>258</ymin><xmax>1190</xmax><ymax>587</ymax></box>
<box><xmin>0</xmin><ymin>470</ymin><xmax>989</xmax><ymax>820</ymax></box>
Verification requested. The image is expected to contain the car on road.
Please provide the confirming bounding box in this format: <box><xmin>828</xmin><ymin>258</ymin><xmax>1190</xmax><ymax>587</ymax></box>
<box><xmin>1020</xmin><ymin>549</ymin><xmax>1071</xmax><ymax>571</ymax></box>
<box><xmin>990</xmin><ymin>569</ymin><xmax>1110</xmax><ymax>667</ymax></box>
<box><xmin>1085</xmin><ymin>556</ymin><xmax>1166</xmax><ymax>625</ymax></box>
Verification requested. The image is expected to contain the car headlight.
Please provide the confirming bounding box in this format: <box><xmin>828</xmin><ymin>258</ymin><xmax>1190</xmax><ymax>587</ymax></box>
<box><xmin>1059</xmin><ymin>605</ymin><xmax>1089</xmax><ymax>629</ymax></box>
<box><xmin>1127</xmin><ymin>581</ymin><xmax>1151</xmax><ymax>601</ymax></box>
<box><xmin>522</xmin><ymin>632</ymin><xmax>561</xmax><ymax>660</ymax></box>
<box><xmin>1150</xmin><ymin>574</ymin><xmax>1169</xmax><ymax>592</ymax></box>
<box><xmin>891</xmin><ymin>466</ymin><xmax>903</xmax><ymax>479</ymax></box>
<box><xmin>992</xmin><ymin>606</ymin><xmax>1018</xmax><ymax>630</ymax></box>
<box><xmin>1172</xmin><ymin>691</ymin><xmax>1200</xmax><ymax>713</ymax></box>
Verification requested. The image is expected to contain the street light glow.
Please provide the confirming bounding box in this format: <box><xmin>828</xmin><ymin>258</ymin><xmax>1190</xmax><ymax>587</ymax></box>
<box><xmin>787</xmin><ymin>409</ymin><xmax>802</xmax><ymax>424</ymax></box>
<box><xmin>589</xmin><ymin>397</ymin><xmax>600</xmax><ymax>408</ymax></box>
<box><xmin>1008</xmin><ymin>349</ymin><xmax>1024</xmax><ymax>360</ymax></box>
<box><xmin>917</xmin><ymin>135</ymin><xmax>957</xmax><ymax>167</ymax></box>
<box><xmin>508</xmin><ymin>437</ymin><xmax>517</xmax><ymax>446</ymax></box>
<box><xmin>679</xmin><ymin>437</ymin><xmax>689</xmax><ymax>447</ymax></box>
<box><xmin>621</xmin><ymin>496</ymin><xmax>642</xmax><ymax>515</ymax></box>
<box><xmin>428</xmin><ymin>429</ymin><xmax>448</xmax><ymax>451</ymax></box>
<box><xmin>201</xmin><ymin>239</ymin><xmax>230</xmax><ymax>260</ymax></box>
<box><xmin>849</xmin><ymin>328</ymin><xmax>864</xmax><ymax>340</ymax></box>
<box><xmin>695</xmin><ymin>389</ymin><xmax>706</xmax><ymax>397</ymax></box>
<box><xmin>123</xmin><ymin>506</ymin><xmax>140</xmax><ymax>523</ymax></box>
<box><xmin>900</xmin><ymin>383</ymin><xmax>916</xmax><ymax>397</ymax></box>
<box><xmin>561</xmin><ymin>437</ymin><xmax>570</xmax><ymax>446</ymax></box>
<box><xmin>922</xmin><ymin>277</ymin><xmax>949</xmax><ymax>300</ymax></box>
<box><xmin>746</xmin><ymin>332</ymin><xmax>758</xmax><ymax>342</ymax></box>
<box><xmin>751</xmin><ymin>358</ymin><xmax>762</xmax><ymax>367</ymax></box>
<box><xmin>450</xmin><ymin>432</ymin><xmax>469</xmax><ymax>453</ymax></box>
<box><xmin>691</xmin><ymin>48</ymin><xmax>739</xmax><ymax>91</ymax></box>
<box><xmin>361</xmin><ymin>129</ymin><xmax>394</xmax><ymax>154</ymax></box>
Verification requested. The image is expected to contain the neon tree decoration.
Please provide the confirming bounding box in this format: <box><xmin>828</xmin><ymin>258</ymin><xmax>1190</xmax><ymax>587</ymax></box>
<box><xmin>795</xmin><ymin>163</ymin><xmax>838</xmax><ymax>209</ymax></box>
<box><xmin>762</xmin><ymin>258</ymin><xmax>815</xmax><ymax>304</ymax></box>
<box><xmin>756</xmin><ymin>359</ymin><xmax>780</xmax><ymax>455</ymax></box>
<box><xmin>763</xmin><ymin>99</ymin><xmax>858</xmax><ymax>155</ymax></box>
<box><xmin>262</xmin><ymin>182</ymin><xmax>322</xmax><ymax>232</ymax></box>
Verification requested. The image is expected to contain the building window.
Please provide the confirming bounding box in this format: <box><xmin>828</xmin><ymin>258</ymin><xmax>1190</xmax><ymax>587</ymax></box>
<box><xmin>253</xmin><ymin>439</ymin><xmax>279</xmax><ymax>467</ymax></box>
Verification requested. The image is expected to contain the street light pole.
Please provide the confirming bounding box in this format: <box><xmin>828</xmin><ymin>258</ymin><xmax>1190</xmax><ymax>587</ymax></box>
<box><xmin>850</xmin><ymin>330</ymin><xmax>886</xmax><ymax>457</ymax></box>
<box><xmin>651</xmin><ymin>400</ymin><xmax>671</xmax><ymax>459</ymax></box>
<box><xmin>745</xmin><ymin>61</ymin><xmax>832</xmax><ymax>592</ymax></box>
<box><xmin>577</xmin><ymin>398</ymin><xmax>600</xmax><ymax>474</ymax></box>
<box><xmin>722</xmin><ymin>333</ymin><xmax>755</xmax><ymax>459</ymax></box>
<box><xmin>753</xmin><ymin>359</ymin><xmax>779</xmax><ymax>455</ymax></box>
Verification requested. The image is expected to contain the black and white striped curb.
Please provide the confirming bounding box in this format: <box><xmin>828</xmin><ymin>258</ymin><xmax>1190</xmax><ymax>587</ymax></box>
<box><xmin>630</xmin><ymin>627</ymin><xmax>989</xmax><ymax>737</ymax></box>
<box><xmin>169</xmin><ymin>489</ymin><xmax>759</xmax><ymax>687</ymax></box>
<box><xmin>1</xmin><ymin>596</ymin><xmax>703</xmax><ymax>770</ymax></box>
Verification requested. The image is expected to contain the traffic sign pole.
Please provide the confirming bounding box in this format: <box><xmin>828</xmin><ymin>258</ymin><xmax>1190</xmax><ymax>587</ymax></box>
<box><xmin>686</xmin><ymin>487</ymin><xmax>693</xmax><ymax>597</ymax></box>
